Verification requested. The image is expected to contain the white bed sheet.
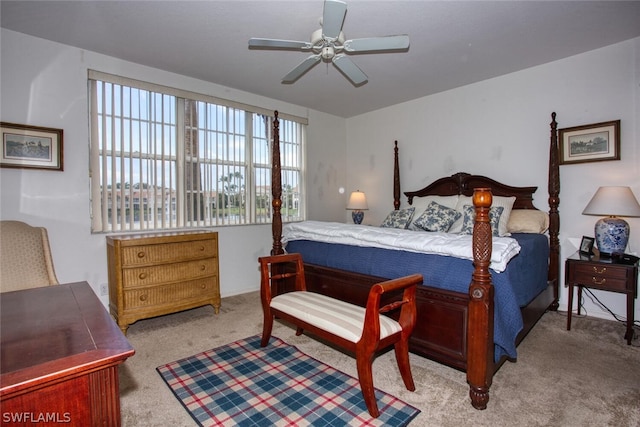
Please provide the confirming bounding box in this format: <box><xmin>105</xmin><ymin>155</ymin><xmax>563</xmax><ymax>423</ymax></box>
<box><xmin>282</xmin><ymin>221</ymin><xmax>521</xmax><ymax>272</ymax></box>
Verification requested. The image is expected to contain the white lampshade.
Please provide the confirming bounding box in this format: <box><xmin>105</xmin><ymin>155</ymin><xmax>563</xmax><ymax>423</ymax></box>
<box><xmin>582</xmin><ymin>186</ymin><xmax>640</xmax><ymax>255</ymax></box>
<box><xmin>582</xmin><ymin>186</ymin><xmax>640</xmax><ymax>217</ymax></box>
<box><xmin>346</xmin><ymin>191</ymin><xmax>368</xmax><ymax>211</ymax></box>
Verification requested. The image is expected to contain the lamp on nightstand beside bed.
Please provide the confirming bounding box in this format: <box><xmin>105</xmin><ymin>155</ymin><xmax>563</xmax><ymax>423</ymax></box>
<box><xmin>346</xmin><ymin>190</ymin><xmax>368</xmax><ymax>224</ymax></box>
<box><xmin>582</xmin><ymin>186</ymin><xmax>640</xmax><ymax>256</ymax></box>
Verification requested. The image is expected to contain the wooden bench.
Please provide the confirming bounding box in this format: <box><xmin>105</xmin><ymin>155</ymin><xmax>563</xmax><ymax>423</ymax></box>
<box><xmin>258</xmin><ymin>253</ymin><xmax>422</xmax><ymax>418</ymax></box>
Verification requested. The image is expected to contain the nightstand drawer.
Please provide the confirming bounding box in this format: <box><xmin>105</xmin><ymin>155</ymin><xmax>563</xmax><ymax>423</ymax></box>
<box><xmin>570</xmin><ymin>263</ymin><xmax>631</xmax><ymax>291</ymax></box>
<box><xmin>571</xmin><ymin>270</ymin><xmax>629</xmax><ymax>291</ymax></box>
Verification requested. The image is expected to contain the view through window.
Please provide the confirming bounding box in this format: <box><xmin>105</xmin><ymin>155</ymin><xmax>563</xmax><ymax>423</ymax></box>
<box><xmin>89</xmin><ymin>73</ymin><xmax>305</xmax><ymax>232</ymax></box>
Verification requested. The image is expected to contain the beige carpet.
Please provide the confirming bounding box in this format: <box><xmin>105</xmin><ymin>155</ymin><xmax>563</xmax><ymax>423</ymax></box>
<box><xmin>119</xmin><ymin>292</ymin><xmax>640</xmax><ymax>426</ymax></box>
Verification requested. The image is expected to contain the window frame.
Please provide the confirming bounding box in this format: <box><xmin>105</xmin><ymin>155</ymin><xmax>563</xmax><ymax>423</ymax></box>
<box><xmin>88</xmin><ymin>70</ymin><xmax>306</xmax><ymax>233</ymax></box>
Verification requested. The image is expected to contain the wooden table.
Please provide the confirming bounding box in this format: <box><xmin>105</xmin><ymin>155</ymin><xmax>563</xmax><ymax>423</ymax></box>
<box><xmin>1</xmin><ymin>282</ymin><xmax>135</xmax><ymax>426</ymax></box>
<box><xmin>565</xmin><ymin>251</ymin><xmax>638</xmax><ymax>345</ymax></box>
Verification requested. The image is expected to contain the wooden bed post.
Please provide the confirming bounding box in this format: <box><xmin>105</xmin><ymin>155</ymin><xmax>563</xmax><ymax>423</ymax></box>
<box><xmin>467</xmin><ymin>188</ymin><xmax>494</xmax><ymax>410</ymax></box>
<box><xmin>271</xmin><ymin>111</ymin><xmax>284</xmax><ymax>255</ymax></box>
<box><xmin>548</xmin><ymin>112</ymin><xmax>560</xmax><ymax>309</ymax></box>
<box><xmin>393</xmin><ymin>141</ymin><xmax>401</xmax><ymax>210</ymax></box>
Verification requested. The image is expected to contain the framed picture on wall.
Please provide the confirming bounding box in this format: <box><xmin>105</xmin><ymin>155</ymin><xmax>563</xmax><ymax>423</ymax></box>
<box><xmin>559</xmin><ymin>120</ymin><xmax>620</xmax><ymax>165</ymax></box>
<box><xmin>0</xmin><ymin>122</ymin><xmax>63</xmax><ymax>171</ymax></box>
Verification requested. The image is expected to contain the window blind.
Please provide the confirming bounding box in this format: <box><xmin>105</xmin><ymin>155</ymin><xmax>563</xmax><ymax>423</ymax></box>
<box><xmin>89</xmin><ymin>71</ymin><xmax>305</xmax><ymax>233</ymax></box>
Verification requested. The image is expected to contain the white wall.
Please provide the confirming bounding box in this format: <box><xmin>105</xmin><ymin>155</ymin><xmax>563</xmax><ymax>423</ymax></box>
<box><xmin>346</xmin><ymin>37</ymin><xmax>640</xmax><ymax>323</ymax></box>
<box><xmin>0</xmin><ymin>29</ymin><xmax>347</xmax><ymax>306</ymax></box>
<box><xmin>306</xmin><ymin>110</ymin><xmax>348</xmax><ymax>221</ymax></box>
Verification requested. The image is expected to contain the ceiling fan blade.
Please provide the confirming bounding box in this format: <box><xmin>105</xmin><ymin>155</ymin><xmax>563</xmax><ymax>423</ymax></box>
<box><xmin>322</xmin><ymin>0</ymin><xmax>347</xmax><ymax>39</ymax></box>
<box><xmin>282</xmin><ymin>55</ymin><xmax>322</xmax><ymax>84</ymax></box>
<box><xmin>332</xmin><ymin>54</ymin><xmax>368</xmax><ymax>86</ymax></box>
<box><xmin>249</xmin><ymin>38</ymin><xmax>311</xmax><ymax>50</ymax></box>
<box><xmin>343</xmin><ymin>35</ymin><xmax>410</xmax><ymax>53</ymax></box>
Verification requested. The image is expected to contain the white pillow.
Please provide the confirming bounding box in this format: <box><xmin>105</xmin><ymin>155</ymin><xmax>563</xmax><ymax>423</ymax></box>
<box><xmin>449</xmin><ymin>195</ymin><xmax>516</xmax><ymax>236</ymax></box>
<box><xmin>507</xmin><ymin>209</ymin><xmax>549</xmax><ymax>233</ymax></box>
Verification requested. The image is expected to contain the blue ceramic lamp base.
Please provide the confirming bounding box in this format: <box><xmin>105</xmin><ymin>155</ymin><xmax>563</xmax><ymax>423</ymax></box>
<box><xmin>352</xmin><ymin>210</ymin><xmax>364</xmax><ymax>224</ymax></box>
<box><xmin>594</xmin><ymin>217</ymin><xmax>629</xmax><ymax>255</ymax></box>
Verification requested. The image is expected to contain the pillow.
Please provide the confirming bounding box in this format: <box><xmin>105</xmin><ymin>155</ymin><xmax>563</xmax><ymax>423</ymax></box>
<box><xmin>412</xmin><ymin>202</ymin><xmax>461</xmax><ymax>232</ymax></box>
<box><xmin>449</xmin><ymin>195</ymin><xmax>516</xmax><ymax>236</ymax></box>
<box><xmin>459</xmin><ymin>205</ymin><xmax>504</xmax><ymax>236</ymax></box>
<box><xmin>507</xmin><ymin>209</ymin><xmax>549</xmax><ymax>233</ymax></box>
<box><xmin>406</xmin><ymin>195</ymin><xmax>459</xmax><ymax>230</ymax></box>
<box><xmin>380</xmin><ymin>207</ymin><xmax>415</xmax><ymax>229</ymax></box>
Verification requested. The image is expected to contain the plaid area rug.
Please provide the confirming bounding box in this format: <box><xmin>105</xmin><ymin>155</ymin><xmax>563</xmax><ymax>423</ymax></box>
<box><xmin>157</xmin><ymin>335</ymin><xmax>420</xmax><ymax>426</ymax></box>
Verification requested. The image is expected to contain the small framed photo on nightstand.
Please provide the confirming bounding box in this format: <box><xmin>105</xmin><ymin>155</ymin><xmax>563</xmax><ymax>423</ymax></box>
<box><xmin>579</xmin><ymin>236</ymin><xmax>595</xmax><ymax>255</ymax></box>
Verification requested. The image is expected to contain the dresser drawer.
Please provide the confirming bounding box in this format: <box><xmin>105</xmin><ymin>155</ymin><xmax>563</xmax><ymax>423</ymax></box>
<box><xmin>123</xmin><ymin>277</ymin><xmax>217</xmax><ymax>310</ymax></box>
<box><xmin>122</xmin><ymin>258</ymin><xmax>217</xmax><ymax>287</ymax></box>
<box><xmin>570</xmin><ymin>263</ymin><xmax>630</xmax><ymax>292</ymax></box>
<box><xmin>121</xmin><ymin>239</ymin><xmax>217</xmax><ymax>266</ymax></box>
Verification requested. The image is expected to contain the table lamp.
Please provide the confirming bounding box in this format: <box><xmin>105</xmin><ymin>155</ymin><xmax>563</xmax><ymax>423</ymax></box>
<box><xmin>582</xmin><ymin>186</ymin><xmax>640</xmax><ymax>255</ymax></box>
<box><xmin>346</xmin><ymin>190</ymin><xmax>368</xmax><ymax>224</ymax></box>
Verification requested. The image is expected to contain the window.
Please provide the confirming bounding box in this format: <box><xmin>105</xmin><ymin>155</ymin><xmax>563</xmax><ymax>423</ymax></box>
<box><xmin>89</xmin><ymin>71</ymin><xmax>306</xmax><ymax>233</ymax></box>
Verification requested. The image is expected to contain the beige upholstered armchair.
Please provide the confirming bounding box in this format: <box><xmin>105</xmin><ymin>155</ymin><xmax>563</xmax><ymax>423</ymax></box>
<box><xmin>0</xmin><ymin>220</ymin><xmax>59</xmax><ymax>292</ymax></box>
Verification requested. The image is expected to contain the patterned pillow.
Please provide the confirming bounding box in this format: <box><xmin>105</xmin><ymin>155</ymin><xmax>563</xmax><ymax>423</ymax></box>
<box><xmin>380</xmin><ymin>207</ymin><xmax>415</xmax><ymax>229</ymax></box>
<box><xmin>449</xmin><ymin>195</ymin><xmax>515</xmax><ymax>236</ymax></box>
<box><xmin>459</xmin><ymin>205</ymin><xmax>504</xmax><ymax>236</ymax></box>
<box><xmin>412</xmin><ymin>202</ymin><xmax>461</xmax><ymax>232</ymax></box>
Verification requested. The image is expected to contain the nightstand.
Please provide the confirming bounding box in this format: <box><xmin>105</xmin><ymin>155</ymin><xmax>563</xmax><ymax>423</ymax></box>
<box><xmin>565</xmin><ymin>251</ymin><xmax>638</xmax><ymax>345</ymax></box>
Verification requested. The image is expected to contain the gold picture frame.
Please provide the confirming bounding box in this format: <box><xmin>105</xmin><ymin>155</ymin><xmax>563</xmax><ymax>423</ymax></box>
<box><xmin>1</xmin><ymin>122</ymin><xmax>63</xmax><ymax>171</ymax></box>
<box><xmin>559</xmin><ymin>120</ymin><xmax>620</xmax><ymax>165</ymax></box>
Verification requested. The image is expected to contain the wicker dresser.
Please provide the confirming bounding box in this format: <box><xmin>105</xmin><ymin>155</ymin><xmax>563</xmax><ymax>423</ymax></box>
<box><xmin>106</xmin><ymin>231</ymin><xmax>220</xmax><ymax>334</ymax></box>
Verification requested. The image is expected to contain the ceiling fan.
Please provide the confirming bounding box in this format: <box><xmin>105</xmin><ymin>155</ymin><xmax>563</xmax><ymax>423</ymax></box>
<box><xmin>248</xmin><ymin>0</ymin><xmax>410</xmax><ymax>86</ymax></box>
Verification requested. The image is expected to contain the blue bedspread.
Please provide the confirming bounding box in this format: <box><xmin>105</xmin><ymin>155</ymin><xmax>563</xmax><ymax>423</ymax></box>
<box><xmin>285</xmin><ymin>233</ymin><xmax>548</xmax><ymax>361</ymax></box>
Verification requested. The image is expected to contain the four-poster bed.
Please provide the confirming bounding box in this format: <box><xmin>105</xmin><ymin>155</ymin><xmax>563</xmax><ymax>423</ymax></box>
<box><xmin>268</xmin><ymin>111</ymin><xmax>561</xmax><ymax>409</ymax></box>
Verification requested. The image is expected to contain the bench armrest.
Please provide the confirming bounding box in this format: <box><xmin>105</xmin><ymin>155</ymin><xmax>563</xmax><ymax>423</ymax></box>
<box><xmin>362</xmin><ymin>274</ymin><xmax>422</xmax><ymax>349</ymax></box>
<box><xmin>259</xmin><ymin>254</ymin><xmax>306</xmax><ymax>308</ymax></box>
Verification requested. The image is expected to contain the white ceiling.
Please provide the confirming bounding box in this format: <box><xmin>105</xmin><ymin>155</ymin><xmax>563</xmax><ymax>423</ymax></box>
<box><xmin>2</xmin><ymin>1</ymin><xmax>640</xmax><ymax>118</ymax></box>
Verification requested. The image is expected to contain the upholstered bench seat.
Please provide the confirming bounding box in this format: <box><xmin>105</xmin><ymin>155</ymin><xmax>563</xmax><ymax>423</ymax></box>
<box><xmin>271</xmin><ymin>291</ymin><xmax>402</xmax><ymax>343</ymax></box>
<box><xmin>259</xmin><ymin>253</ymin><xmax>422</xmax><ymax>418</ymax></box>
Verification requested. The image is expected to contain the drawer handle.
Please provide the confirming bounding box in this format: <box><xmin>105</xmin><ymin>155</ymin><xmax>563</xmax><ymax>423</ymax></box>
<box><xmin>592</xmin><ymin>277</ymin><xmax>606</xmax><ymax>285</ymax></box>
<box><xmin>137</xmin><ymin>251</ymin><xmax>146</xmax><ymax>258</ymax></box>
<box><xmin>201</xmin><ymin>283</ymin><xmax>207</xmax><ymax>289</ymax></box>
<box><xmin>200</xmin><ymin>265</ymin><xmax>206</xmax><ymax>271</ymax></box>
<box><xmin>139</xmin><ymin>294</ymin><xmax>148</xmax><ymax>301</ymax></box>
<box><xmin>139</xmin><ymin>272</ymin><xmax>148</xmax><ymax>280</ymax></box>
<box><xmin>199</xmin><ymin>245</ymin><xmax>205</xmax><ymax>251</ymax></box>
<box><xmin>592</xmin><ymin>266</ymin><xmax>606</xmax><ymax>274</ymax></box>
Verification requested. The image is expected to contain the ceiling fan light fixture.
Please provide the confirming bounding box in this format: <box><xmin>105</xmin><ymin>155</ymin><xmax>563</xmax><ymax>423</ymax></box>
<box><xmin>321</xmin><ymin>46</ymin><xmax>335</xmax><ymax>60</ymax></box>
